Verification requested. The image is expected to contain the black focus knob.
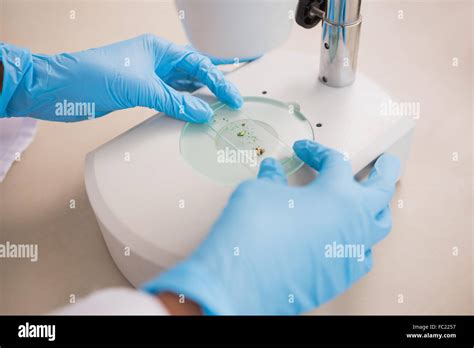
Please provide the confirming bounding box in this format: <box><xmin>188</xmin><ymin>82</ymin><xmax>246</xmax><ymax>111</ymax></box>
<box><xmin>295</xmin><ymin>0</ymin><xmax>326</xmax><ymax>29</ymax></box>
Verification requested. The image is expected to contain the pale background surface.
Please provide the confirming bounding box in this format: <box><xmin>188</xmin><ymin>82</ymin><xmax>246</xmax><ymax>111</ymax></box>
<box><xmin>0</xmin><ymin>0</ymin><xmax>472</xmax><ymax>314</ymax></box>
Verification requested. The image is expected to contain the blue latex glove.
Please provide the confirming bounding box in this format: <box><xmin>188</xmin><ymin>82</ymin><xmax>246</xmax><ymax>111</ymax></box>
<box><xmin>0</xmin><ymin>34</ymin><xmax>243</xmax><ymax>122</ymax></box>
<box><xmin>166</xmin><ymin>46</ymin><xmax>260</xmax><ymax>93</ymax></box>
<box><xmin>144</xmin><ymin>140</ymin><xmax>401</xmax><ymax>315</ymax></box>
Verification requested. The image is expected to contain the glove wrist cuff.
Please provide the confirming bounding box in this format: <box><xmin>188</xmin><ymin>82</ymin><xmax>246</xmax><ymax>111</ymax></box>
<box><xmin>141</xmin><ymin>259</ymin><xmax>234</xmax><ymax>315</ymax></box>
<box><xmin>0</xmin><ymin>43</ymin><xmax>33</xmax><ymax>117</ymax></box>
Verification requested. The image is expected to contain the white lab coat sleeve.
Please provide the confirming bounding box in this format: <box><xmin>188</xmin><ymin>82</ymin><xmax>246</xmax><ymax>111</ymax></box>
<box><xmin>51</xmin><ymin>288</ymin><xmax>169</xmax><ymax>315</ymax></box>
<box><xmin>0</xmin><ymin>118</ymin><xmax>37</xmax><ymax>182</ymax></box>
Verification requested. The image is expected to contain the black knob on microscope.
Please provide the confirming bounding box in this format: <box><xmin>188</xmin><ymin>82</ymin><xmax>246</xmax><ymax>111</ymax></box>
<box><xmin>295</xmin><ymin>0</ymin><xmax>327</xmax><ymax>29</ymax></box>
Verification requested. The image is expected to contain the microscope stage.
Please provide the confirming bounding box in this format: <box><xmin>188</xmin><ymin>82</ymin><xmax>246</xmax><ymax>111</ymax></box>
<box><xmin>85</xmin><ymin>50</ymin><xmax>415</xmax><ymax>286</ymax></box>
<box><xmin>180</xmin><ymin>96</ymin><xmax>314</xmax><ymax>185</ymax></box>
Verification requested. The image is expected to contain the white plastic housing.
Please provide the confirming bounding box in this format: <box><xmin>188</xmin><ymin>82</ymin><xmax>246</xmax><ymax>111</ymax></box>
<box><xmin>175</xmin><ymin>0</ymin><xmax>298</xmax><ymax>60</ymax></box>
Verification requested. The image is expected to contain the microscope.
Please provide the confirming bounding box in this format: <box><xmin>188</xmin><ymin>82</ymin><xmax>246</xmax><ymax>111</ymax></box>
<box><xmin>84</xmin><ymin>0</ymin><xmax>416</xmax><ymax>286</ymax></box>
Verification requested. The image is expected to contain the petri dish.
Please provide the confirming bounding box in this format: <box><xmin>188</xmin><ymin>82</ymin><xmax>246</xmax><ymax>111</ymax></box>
<box><xmin>180</xmin><ymin>96</ymin><xmax>314</xmax><ymax>185</ymax></box>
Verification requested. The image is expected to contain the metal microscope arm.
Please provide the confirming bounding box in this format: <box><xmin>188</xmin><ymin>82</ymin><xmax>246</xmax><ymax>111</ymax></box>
<box><xmin>296</xmin><ymin>0</ymin><xmax>362</xmax><ymax>87</ymax></box>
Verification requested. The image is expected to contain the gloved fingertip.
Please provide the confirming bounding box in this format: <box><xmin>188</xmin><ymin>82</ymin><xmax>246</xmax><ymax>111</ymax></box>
<box><xmin>258</xmin><ymin>157</ymin><xmax>287</xmax><ymax>184</ymax></box>
<box><xmin>293</xmin><ymin>139</ymin><xmax>317</xmax><ymax>157</ymax></box>
<box><xmin>293</xmin><ymin>139</ymin><xmax>321</xmax><ymax>149</ymax></box>
<box><xmin>260</xmin><ymin>157</ymin><xmax>277</xmax><ymax>168</ymax></box>
<box><xmin>374</xmin><ymin>153</ymin><xmax>401</xmax><ymax>183</ymax></box>
<box><xmin>221</xmin><ymin>83</ymin><xmax>243</xmax><ymax>109</ymax></box>
<box><xmin>293</xmin><ymin>139</ymin><xmax>309</xmax><ymax>150</ymax></box>
<box><xmin>293</xmin><ymin>140</ymin><xmax>351</xmax><ymax>177</ymax></box>
<box><xmin>183</xmin><ymin>98</ymin><xmax>213</xmax><ymax>123</ymax></box>
<box><xmin>377</xmin><ymin>153</ymin><xmax>401</xmax><ymax>171</ymax></box>
<box><xmin>194</xmin><ymin>108</ymin><xmax>213</xmax><ymax>124</ymax></box>
<box><xmin>229</xmin><ymin>94</ymin><xmax>244</xmax><ymax>109</ymax></box>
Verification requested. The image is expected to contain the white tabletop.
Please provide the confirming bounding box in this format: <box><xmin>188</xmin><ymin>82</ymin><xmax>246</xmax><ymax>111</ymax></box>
<box><xmin>1</xmin><ymin>0</ymin><xmax>472</xmax><ymax>314</ymax></box>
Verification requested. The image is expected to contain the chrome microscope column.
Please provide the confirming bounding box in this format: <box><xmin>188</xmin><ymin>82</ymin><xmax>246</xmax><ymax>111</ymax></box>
<box><xmin>296</xmin><ymin>0</ymin><xmax>362</xmax><ymax>87</ymax></box>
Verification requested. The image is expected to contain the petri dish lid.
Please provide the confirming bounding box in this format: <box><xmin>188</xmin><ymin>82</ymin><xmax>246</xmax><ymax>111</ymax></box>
<box><xmin>180</xmin><ymin>96</ymin><xmax>314</xmax><ymax>185</ymax></box>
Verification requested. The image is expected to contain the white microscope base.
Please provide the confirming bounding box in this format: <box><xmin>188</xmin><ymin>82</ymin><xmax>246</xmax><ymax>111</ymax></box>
<box><xmin>85</xmin><ymin>50</ymin><xmax>415</xmax><ymax>287</ymax></box>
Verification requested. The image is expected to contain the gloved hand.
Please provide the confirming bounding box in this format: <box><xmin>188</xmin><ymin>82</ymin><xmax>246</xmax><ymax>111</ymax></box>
<box><xmin>144</xmin><ymin>140</ymin><xmax>401</xmax><ymax>315</ymax></box>
<box><xmin>166</xmin><ymin>45</ymin><xmax>260</xmax><ymax>93</ymax></box>
<box><xmin>0</xmin><ymin>34</ymin><xmax>243</xmax><ymax>122</ymax></box>
<box><xmin>164</xmin><ymin>45</ymin><xmax>258</xmax><ymax>93</ymax></box>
